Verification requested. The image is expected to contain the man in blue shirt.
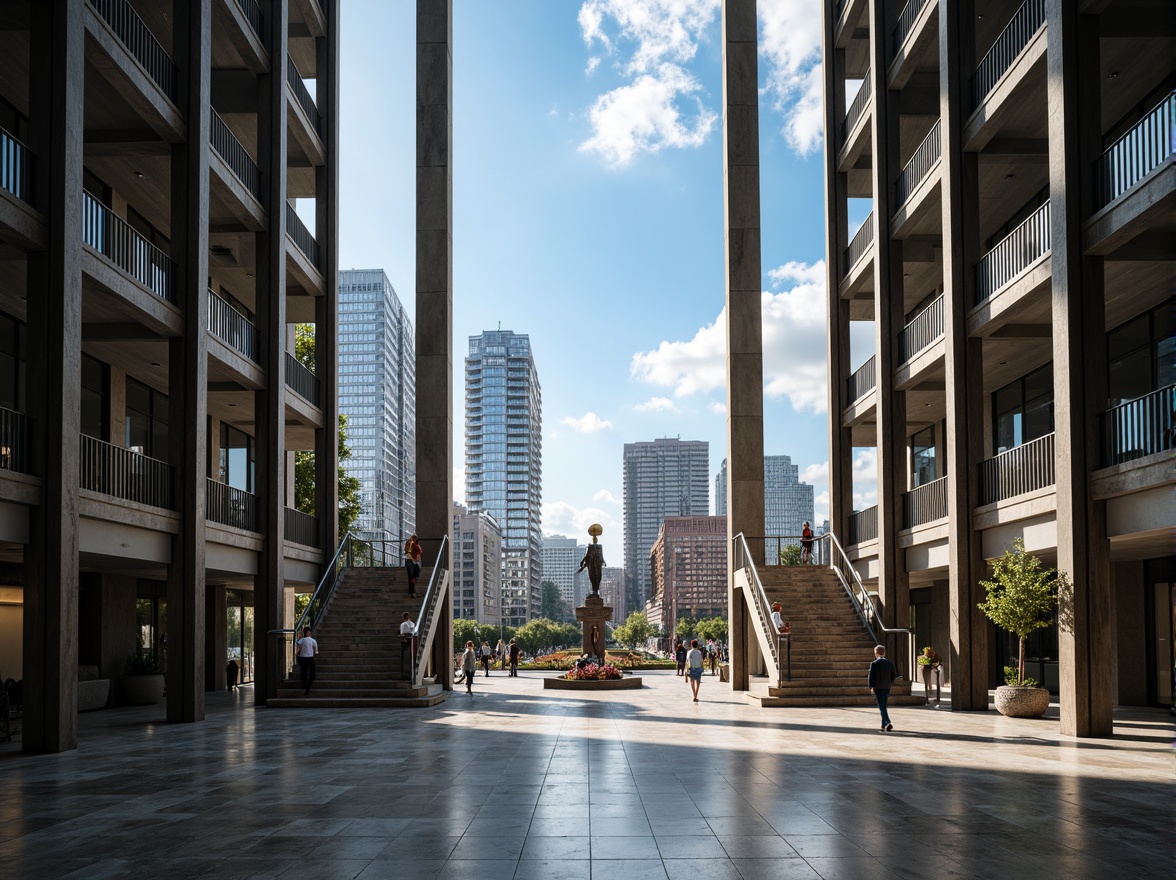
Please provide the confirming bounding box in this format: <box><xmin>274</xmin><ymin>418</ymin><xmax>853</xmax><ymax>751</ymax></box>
<box><xmin>868</xmin><ymin>645</ymin><xmax>899</xmax><ymax>732</ymax></box>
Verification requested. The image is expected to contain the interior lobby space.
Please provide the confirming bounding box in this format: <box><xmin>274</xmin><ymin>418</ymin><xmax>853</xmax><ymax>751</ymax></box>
<box><xmin>0</xmin><ymin>669</ymin><xmax>1168</xmax><ymax>880</ymax></box>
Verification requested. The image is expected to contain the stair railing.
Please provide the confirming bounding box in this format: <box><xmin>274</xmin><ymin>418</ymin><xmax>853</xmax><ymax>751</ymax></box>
<box><xmin>412</xmin><ymin>534</ymin><xmax>451</xmax><ymax>688</ymax></box>
<box><xmin>826</xmin><ymin>529</ymin><xmax>913</xmax><ymax>665</ymax></box>
<box><xmin>732</xmin><ymin>532</ymin><xmax>784</xmax><ymax>685</ymax></box>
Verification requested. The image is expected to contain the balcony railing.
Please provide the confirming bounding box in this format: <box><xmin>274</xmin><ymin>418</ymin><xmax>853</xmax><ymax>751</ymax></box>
<box><xmin>845</xmin><ymin>212</ymin><xmax>874</xmax><ymax>274</ymax></box>
<box><xmin>903</xmin><ymin>476</ymin><xmax>947</xmax><ymax>529</ymax></box>
<box><xmin>895</xmin><ymin>119</ymin><xmax>941</xmax><ymax>206</ymax></box>
<box><xmin>210</xmin><ymin>108</ymin><xmax>262</xmax><ymax>202</ymax></box>
<box><xmin>285</xmin><ymin>507</ymin><xmax>320</xmax><ymax>547</ymax></box>
<box><xmin>287</xmin><ymin>55</ymin><xmax>321</xmax><ymax>136</ymax></box>
<box><xmin>842</xmin><ymin>72</ymin><xmax>871</xmax><ymax>140</ymax></box>
<box><xmin>286</xmin><ymin>201</ymin><xmax>319</xmax><ymax>266</ymax></box>
<box><xmin>847</xmin><ymin>355</ymin><xmax>876</xmax><ymax>403</ymax></box>
<box><xmin>82</xmin><ymin>190</ymin><xmax>177</xmax><ymax>304</ymax></box>
<box><xmin>974</xmin><ymin>200</ymin><xmax>1050</xmax><ymax>305</ymax></box>
<box><xmin>978</xmin><ymin>432</ymin><xmax>1055</xmax><ymax>505</ymax></box>
<box><xmin>87</xmin><ymin>0</ymin><xmax>177</xmax><ymax>101</ymax></box>
<box><xmin>0</xmin><ymin>407</ymin><xmax>31</xmax><ymax>474</ymax></box>
<box><xmin>80</xmin><ymin>434</ymin><xmax>174</xmax><ymax>510</ymax></box>
<box><xmin>233</xmin><ymin>0</ymin><xmax>265</xmax><ymax>42</ymax></box>
<box><xmin>848</xmin><ymin>505</ymin><xmax>878</xmax><ymax>545</ymax></box>
<box><xmin>1101</xmin><ymin>385</ymin><xmax>1175</xmax><ymax>467</ymax></box>
<box><xmin>285</xmin><ymin>351</ymin><xmax>320</xmax><ymax>406</ymax></box>
<box><xmin>970</xmin><ymin>0</ymin><xmax>1045</xmax><ymax>110</ymax></box>
<box><xmin>898</xmin><ymin>294</ymin><xmax>945</xmax><ymax>364</ymax></box>
<box><xmin>893</xmin><ymin>0</ymin><xmax>929</xmax><ymax>53</ymax></box>
<box><xmin>1097</xmin><ymin>91</ymin><xmax>1175</xmax><ymax>209</ymax></box>
<box><xmin>0</xmin><ymin>126</ymin><xmax>31</xmax><ymax>203</ymax></box>
<box><xmin>207</xmin><ymin>289</ymin><xmax>259</xmax><ymax>362</ymax></box>
<box><xmin>206</xmin><ymin>478</ymin><xmax>257</xmax><ymax>531</ymax></box>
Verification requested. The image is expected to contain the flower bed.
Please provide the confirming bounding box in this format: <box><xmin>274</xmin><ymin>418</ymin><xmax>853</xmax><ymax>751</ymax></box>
<box><xmin>563</xmin><ymin>663</ymin><xmax>623</xmax><ymax>681</ymax></box>
<box><xmin>521</xmin><ymin>650</ymin><xmax>675</xmax><ymax>671</ymax></box>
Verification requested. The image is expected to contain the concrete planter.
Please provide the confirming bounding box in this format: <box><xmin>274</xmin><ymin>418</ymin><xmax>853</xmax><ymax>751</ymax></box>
<box><xmin>544</xmin><ymin>675</ymin><xmax>643</xmax><ymax>690</ymax></box>
<box><xmin>120</xmin><ymin>674</ymin><xmax>165</xmax><ymax>706</ymax></box>
<box><xmin>994</xmin><ymin>685</ymin><xmax>1050</xmax><ymax>718</ymax></box>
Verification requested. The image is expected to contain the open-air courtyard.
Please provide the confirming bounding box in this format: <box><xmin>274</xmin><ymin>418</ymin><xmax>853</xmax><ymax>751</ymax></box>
<box><xmin>0</xmin><ymin>671</ymin><xmax>1169</xmax><ymax>880</ymax></box>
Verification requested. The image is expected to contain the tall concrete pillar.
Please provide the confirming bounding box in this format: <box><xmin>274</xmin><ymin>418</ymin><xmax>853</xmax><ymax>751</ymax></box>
<box><xmin>939</xmin><ymin>0</ymin><xmax>989</xmax><ymax>710</ymax></box>
<box><xmin>1046</xmin><ymin>1</ymin><xmax>1112</xmax><ymax>737</ymax></box>
<box><xmin>722</xmin><ymin>0</ymin><xmax>766</xmax><ymax>692</ymax></box>
<box><xmin>254</xmin><ymin>0</ymin><xmax>289</xmax><ymax>704</ymax></box>
<box><xmin>166</xmin><ymin>0</ymin><xmax>212</xmax><ymax>723</ymax></box>
<box><xmin>417</xmin><ymin>0</ymin><xmax>454</xmax><ymax>690</ymax></box>
<box><xmin>22</xmin><ymin>0</ymin><xmax>85</xmax><ymax>753</ymax></box>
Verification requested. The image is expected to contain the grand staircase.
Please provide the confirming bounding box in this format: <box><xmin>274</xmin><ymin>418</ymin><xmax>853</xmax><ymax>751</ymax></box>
<box><xmin>738</xmin><ymin>543</ymin><xmax>923</xmax><ymax>709</ymax></box>
<box><xmin>268</xmin><ymin>566</ymin><xmax>447</xmax><ymax>709</ymax></box>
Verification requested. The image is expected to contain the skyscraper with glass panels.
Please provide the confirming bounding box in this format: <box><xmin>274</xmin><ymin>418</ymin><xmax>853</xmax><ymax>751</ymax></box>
<box><xmin>465</xmin><ymin>330</ymin><xmax>542</xmax><ymax>626</ymax></box>
<box><xmin>338</xmin><ymin>269</ymin><xmax>415</xmax><ymax>541</ymax></box>
<box><xmin>716</xmin><ymin>455</ymin><xmax>814</xmax><ymax>545</ymax></box>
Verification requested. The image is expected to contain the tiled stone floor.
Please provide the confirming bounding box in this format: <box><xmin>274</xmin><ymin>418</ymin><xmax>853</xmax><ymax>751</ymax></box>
<box><xmin>0</xmin><ymin>670</ymin><xmax>1170</xmax><ymax>879</ymax></box>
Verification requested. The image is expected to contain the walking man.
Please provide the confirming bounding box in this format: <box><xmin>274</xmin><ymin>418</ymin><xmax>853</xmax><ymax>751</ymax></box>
<box><xmin>295</xmin><ymin>626</ymin><xmax>318</xmax><ymax>696</ymax></box>
<box><xmin>509</xmin><ymin>639</ymin><xmax>520</xmax><ymax>676</ymax></box>
<box><xmin>686</xmin><ymin>639</ymin><xmax>704</xmax><ymax>703</ymax></box>
<box><xmin>868</xmin><ymin>644</ymin><xmax>899</xmax><ymax>732</ymax></box>
<box><xmin>399</xmin><ymin>612</ymin><xmax>417</xmax><ymax>680</ymax></box>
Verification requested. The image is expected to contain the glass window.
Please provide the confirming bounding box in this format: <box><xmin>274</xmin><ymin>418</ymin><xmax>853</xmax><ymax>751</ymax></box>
<box><xmin>993</xmin><ymin>363</ymin><xmax>1053</xmax><ymax>453</ymax></box>
<box><xmin>125</xmin><ymin>377</ymin><xmax>168</xmax><ymax>461</ymax></box>
<box><xmin>1108</xmin><ymin>301</ymin><xmax>1176</xmax><ymax>405</ymax></box>
<box><xmin>80</xmin><ymin>354</ymin><xmax>108</xmax><ymax>441</ymax></box>
<box><xmin>219</xmin><ymin>424</ymin><xmax>255</xmax><ymax>492</ymax></box>
<box><xmin>910</xmin><ymin>426</ymin><xmax>936</xmax><ymax>487</ymax></box>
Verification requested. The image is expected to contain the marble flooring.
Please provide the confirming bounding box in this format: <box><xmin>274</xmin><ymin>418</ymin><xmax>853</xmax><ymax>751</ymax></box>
<box><xmin>0</xmin><ymin>670</ymin><xmax>1170</xmax><ymax>879</ymax></box>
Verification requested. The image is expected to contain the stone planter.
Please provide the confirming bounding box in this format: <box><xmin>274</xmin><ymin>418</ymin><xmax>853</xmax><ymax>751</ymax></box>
<box><xmin>120</xmin><ymin>674</ymin><xmax>165</xmax><ymax>706</ymax></box>
<box><xmin>994</xmin><ymin>685</ymin><xmax>1050</xmax><ymax>718</ymax></box>
<box><xmin>544</xmin><ymin>675</ymin><xmax>642</xmax><ymax>690</ymax></box>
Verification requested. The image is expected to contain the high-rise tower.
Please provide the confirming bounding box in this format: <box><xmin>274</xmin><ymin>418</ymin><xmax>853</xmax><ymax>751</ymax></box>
<box><xmin>716</xmin><ymin>455</ymin><xmax>813</xmax><ymax>548</ymax></box>
<box><xmin>465</xmin><ymin>330</ymin><xmax>542</xmax><ymax>626</ymax></box>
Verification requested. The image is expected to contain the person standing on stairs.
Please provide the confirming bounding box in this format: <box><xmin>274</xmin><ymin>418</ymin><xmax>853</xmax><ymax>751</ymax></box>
<box><xmin>295</xmin><ymin>627</ymin><xmax>318</xmax><ymax>696</ymax></box>
<box><xmin>800</xmin><ymin>521</ymin><xmax>814</xmax><ymax>564</ymax></box>
<box><xmin>399</xmin><ymin>612</ymin><xmax>417</xmax><ymax>680</ymax></box>
<box><xmin>868</xmin><ymin>644</ymin><xmax>899</xmax><ymax>732</ymax></box>
<box><xmin>461</xmin><ymin>641</ymin><xmax>477</xmax><ymax>694</ymax></box>
<box><xmin>404</xmin><ymin>534</ymin><xmax>423</xmax><ymax>598</ymax></box>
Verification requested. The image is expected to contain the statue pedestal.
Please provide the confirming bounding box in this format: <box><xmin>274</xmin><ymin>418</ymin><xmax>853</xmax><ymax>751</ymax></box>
<box><xmin>575</xmin><ymin>593</ymin><xmax>613</xmax><ymax>662</ymax></box>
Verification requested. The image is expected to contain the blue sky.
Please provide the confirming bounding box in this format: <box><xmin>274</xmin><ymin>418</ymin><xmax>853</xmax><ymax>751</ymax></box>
<box><xmin>336</xmin><ymin>0</ymin><xmax>877</xmax><ymax>550</ymax></box>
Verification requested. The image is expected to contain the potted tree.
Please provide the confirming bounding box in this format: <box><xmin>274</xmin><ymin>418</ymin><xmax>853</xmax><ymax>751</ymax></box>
<box><xmin>120</xmin><ymin>649</ymin><xmax>165</xmax><ymax>706</ymax></box>
<box><xmin>978</xmin><ymin>538</ymin><xmax>1067</xmax><ymax>718</ymax></box>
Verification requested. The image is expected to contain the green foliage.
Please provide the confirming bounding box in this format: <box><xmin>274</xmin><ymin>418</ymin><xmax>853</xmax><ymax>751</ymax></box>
<box><xmin>541</xmin><ymin>580</ymin><xmax>573</xmax><ymax>623</ymax></box>
<box><xmin>294</xmin><ymin>593</ymin><xmax>310</xmax><ymax>620</ymax></box>
<box><xmin>124</xmin><ymin>649</ymin><xmax>163</xmax><ymax>676</ymax></box>
<box><xmin>695</xmin><ymin>616</ymin><xmax>728</xmax><ymax>644</ymax></box>
<box><xmin>1003</xmin><ymin>666</ymin><xmax>1038</xmax><ymax>688</ymax></box>
<box><xmin>294</xmin><ymin>413</ymin><xmax>362</xmax><ymax>541</ymax></box>
<box><xmin>779</xmin><ymin>545</ymin><xmax>804</xmax><ymax>566</ymax></box>
<box><xmin>294</xmin><ymin>323</ymin><xmax>315</xmax><ymax>370</ymax></box>
<box><xmin>979</xmin><ymin>538</ymin><xmax>1066</xmax><ymax>686</ymax></box>
<box><xmin>452</xmin><ymin>618</ymin><xmax>481</xmax><ymax>653</ymax></box>
<box><xmin>612</xmin><ymin>611</ymin><xmax>657</xmax><ymax>649</ymax></box>
<box><xmin>513</xmin><ymin>618</ymin><xmax>581</xmax><ymax>655</ymax></box>
<box><xmin>674</xmin><ymin>615</ymin><xmax>698</xmax><ymax>640</ymax></box>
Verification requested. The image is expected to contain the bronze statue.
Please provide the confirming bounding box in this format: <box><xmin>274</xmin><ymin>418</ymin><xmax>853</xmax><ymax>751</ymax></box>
<box><xmin>578</xmin><ymin>524</ymin><xmax>605</xmax><ymax>594</ymax></box>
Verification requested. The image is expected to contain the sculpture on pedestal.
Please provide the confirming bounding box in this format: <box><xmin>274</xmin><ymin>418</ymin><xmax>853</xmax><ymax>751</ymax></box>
<box><xmin>574</xmin><ymin>524</ymin><xmax>612</xmax><ymax>663</ymax></box>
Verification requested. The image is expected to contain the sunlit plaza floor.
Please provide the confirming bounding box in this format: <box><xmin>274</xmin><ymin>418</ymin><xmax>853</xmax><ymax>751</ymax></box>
<box><xmin>0</xmin><ymin>669</ymin><xmax>1170</xmax><ymax>879</ymax></box>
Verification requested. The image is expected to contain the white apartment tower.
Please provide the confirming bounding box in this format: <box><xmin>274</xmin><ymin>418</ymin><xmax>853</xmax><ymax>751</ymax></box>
<box><xmin>541</xmin><ymin>534</ymin><xmax>588</xmax><ymax>608</ymax></box>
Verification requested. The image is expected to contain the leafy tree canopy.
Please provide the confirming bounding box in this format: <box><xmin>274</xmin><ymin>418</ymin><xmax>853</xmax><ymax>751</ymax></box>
<box><xmin>612</xmin><ymin>611</ymin><xmax>656</xmax><ymax>649</ymax></box>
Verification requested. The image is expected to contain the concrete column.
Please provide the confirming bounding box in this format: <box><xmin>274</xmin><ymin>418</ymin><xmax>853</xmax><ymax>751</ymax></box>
<box><xmin>722</xmin><ymin>0</ymin><xmax>766</xmax><ymax>693</ymax></box>
<box><xmin>22</xmin><ymin>0</ymin><xmax>84</xmax><ymax>753</ymax></box>
<box><xmin>417</xmin><ymin>0</ymin><xmax>454</xmax><ymax>690</ymax></box>
<box><xmin>253</xmin><ymin>0</ymin><xmax>289</xmax><ymax>704</ymax></box>
<box><xmin>205</xmin><ymin>584</ymin><xmax>227</xmax><ymax>692</ymax></box>
<box><xmin>1046</xmin><ymin>1</ymin><xmax>1112</xmax><ymax>737</ymax></box>
<box><xmin>939</xmin><ymin>0</ymin><xmax>989</xmax><ymax>710</ymax></box>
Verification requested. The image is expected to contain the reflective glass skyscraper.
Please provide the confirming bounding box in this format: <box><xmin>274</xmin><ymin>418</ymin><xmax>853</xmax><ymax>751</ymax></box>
<box><xmin>716</xmin><ymin>455</ymin><xmax>814</xmax><ymax>554</ymax></box>
<box><xmin>338</xmin><ymin>270</ymin><xmax>416</xmax><ymax>541</ymax></box>
<box><xmin>465</xmin><ymin>330</ymin><xmax>542</xmax><ymax>626</ymax></box>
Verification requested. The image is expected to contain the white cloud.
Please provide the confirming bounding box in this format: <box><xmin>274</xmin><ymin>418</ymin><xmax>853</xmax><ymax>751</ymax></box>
<box><xmin>800</xmin><ymin>450</ymin><xmax>876</xmax><ymax>527</ymax></box>
<box><xmin>593</xmin><ymin>489</ymin><xmax>621</xmax><ymax>504</ymax></box>
<box><xmin>578</xmin><ymin>0</ymin><xmax>720</xmax><ymax>167</ymax></box>
<box><xmin>452</xmin><ymin>466</ymin><xmax>466</xmax><ymax>506</ymax></box>
<box><xmin>561</xmin><ymin>412</ymin><xmax>614</xmax><ymax>433</ymax></box>
<box><xmin>708</xmin><ymin>401</ymin><xmax>725</xmax><ymax>415</ymax></box>
<box><xmin>636</xmin><ymin>396</ymin><xmax>678</xmax><ymax>412</ymax></box>
<box><xmin>759</xmin><ymin>0</ymin><xmax>824</xmax><ymax>155</ymax></box>
<box><xmin>630</xmin><ymin>259</ymin><xmax>832</xmax><ymax>412</ymax></box>
<box><xmin>542</xmin><ymin>501</ymin><xmax>622</xmax><ymax>546</ymax></box>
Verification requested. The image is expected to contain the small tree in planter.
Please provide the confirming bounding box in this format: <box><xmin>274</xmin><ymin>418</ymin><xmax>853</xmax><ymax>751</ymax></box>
<box><xmin>978</xmin><ymin>538</ymin><xmax>1067</xmax><ymax>718</ymax></box>
<box><xmin>121</xmin><ymin>649</ymin><xmax>165</xmax><ymax>706</ymax></box>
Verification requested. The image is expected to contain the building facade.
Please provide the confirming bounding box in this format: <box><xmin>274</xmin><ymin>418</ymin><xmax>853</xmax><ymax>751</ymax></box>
<box><xmin>0</xmin><ymin>0</ymin><xmax>340</xmax><ymax>751</ymax></box>
<box><xmin>338</xmin><ymin>269</ymin><xmax>415</xmax><ymax>541</ymax></box>
<box><xmin>647</xmin><ymin>516</ymin><xmax>728</xmax><ymax>634</ymax></box>
<box><xmin>823</xmin><ymin>0</ymin><xmax>1173</xmax><ymax>735</ymax></box>
<box><xmin>464</xmin><ymin>330</ymin><xmax>542</xmax><ymax>627</ymax></box>
<box><xmin>451</xmin><ymin>503</ymin><xmax>502</xmax><ymax>624</ymax></box>
<box><xmin>622</xmin><ymin>438</ymin><xmax>710</xmax><ymax>615</ymax></box>
<box><xmin>598</xmin><ymin>566</ymin><xmax>625</xmax><ymax>630</ymax></box>
<box><xmin>541</xmin><ymin>534</ymin><xmax>587</xmax><ymax>609</ymax></box>
<box><xmin>716</xmin><ymin>455</ymin><xmax>815</xmax><ymax>550</ymax></box>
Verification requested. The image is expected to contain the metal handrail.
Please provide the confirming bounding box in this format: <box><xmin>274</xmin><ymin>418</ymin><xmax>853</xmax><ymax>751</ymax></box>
<box><xmin>79</xmin><ymin>434</ymin><xmax>174</xmax><ymax>509</ymax></box>
<box><xmin>895</xmin><ymin>119</ymin><xmax>941</xmax><ymax>206</ymax></box>
<box><xmin>286</xmin><ymin>201</ymin><xmax>320</xmax><ymax>267</ymax></box>
<box><xmin>848</xmin><ymin>505</ymin><xmax>878</xmax><ymax>545</ymax></box>
<box><xmin>210</xmin><ymin>108</ymin><xmax>263</xmax><ymax>202</ymax></box>
<box><xmin>732</xmin><ymin>532</ymin><xmax>781</xmax><ymax>683</ymax></box>
<box><xmin>233</xmin><ymin>0</ymin><xmax>265</xmax><ymax>42</ymax></box>
<box><xmin>903</xmin><ymin>476</ymin><xmax>948</xmax><ymax>529</ymax></box>
<box><xmin>284</xmin><ymin>506</ymin><xmax>320</xmax><ymax>547</ymax></box>
<box><xmin>206</xmin><ymin>478</ymin><xmax>257</xmax><ymax>531</ymax></box>
<box><xmin>978</xmin><ymin>432</ymin><xmax>1056</xmax><ymax>505</ymax></box>
<box><xmin>847</xmin><ymin>355</ymin><xmax>876</xmax><ymax>402</ymax></box>
<box><xmin>82</xmin><ymin>190</ymin><xmax>176</xmax><ymax>303</ymax></box>
<box><xmin>970</xmin><ymin>0</ymin><xmax>1045</xmax><ymax>110</ymax></box>
<box><xmin>842</xmin><ymin>72</ymin><xmax>871</xmax><ymax>140</ymax></box>
<box><xmin>0</xmin><ymin>406</ymin><xmax>31</xmax><ymax>474</ymax></box>
<box><xmin>826</xmin><ymin>529</ymin><xmax>912</xmax><ymax>659</ymax></box>
<box><xmin>1097</xmin><ymin>90</ymin><xmax>1175</xmax><ymax>209</ymax></box>
<box><xmin>743</xmin><ymin>533</ymin><xmax>831</xmax><ymax>567</ymax></box>
<box><xmin>845</xmin><ymin>212</ymin><xmax>874</xmax><ymax>274</ymax></box>
<box><xmin>0</xmin><ymin>125</ymin><xmax>31</xmax><ymax>203</ymax></box>
<box><xmin>893</xmin><ymin>0</ymin><xmax>929</xmax><ymax>53</ymax></box>
<box><xmin>87</xmin><ymin>0</ymin><xmax>177</xmax><ymax>101</ymax></box>
<box><xmin>898</xmin><ymin>294</ymin><xmax>945</xmax><ymax>364</ymax></box>
<box><xmin>287</xmin><ymin>55</ymin><xmax>322</xmax><ymax>136</ymax></box>
<box><xmin>412</xmin><ymin>534</ymin><xmax>451</xmax><ymax>687</ymax></box>
<box><xmin>207</xmin><ymin>288</ymin><xmax>259</xmax><ymax>362</ymax></box>
<box><xmin>1100</xmin><ymin>384</ymin><xmax>1175</xmax><ymax>467</ymax></box>
<box><xmin>974</xmin><ymin>200</ymin><xmax>1050</xmax><ymax>304</ymax></box>
<box><xmin>284</xmin><ymin>351</ymin><xmax>320</xmax><ymax>406</ymax></box>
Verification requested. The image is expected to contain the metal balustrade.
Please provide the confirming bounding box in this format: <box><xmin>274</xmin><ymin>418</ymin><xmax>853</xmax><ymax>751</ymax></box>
<box><xmin>206</xmin><ymin>478</ymin><xmax>257</xmax><ymax>531</ymax></box>
<box><xmin>233</xmin><ymin>0</ymin><xmax>264</xmax><ymax>42</ymax></box>
<box><xmin>978</xmin><ymin>432</ymin><xmax>1055</xmax><ymax>505</ymax></box>
<box><xmin>842</xmin><ymin>72</ymin><xmax>871</xmax><ymax>140</ymax></box>
<box><xmin>286</xmin><ymin>201</ymin><xmax>320</xmax><ymax>266</ymax></box>
<box><xmin>898</xmin><ymin>294</ymin><xmax>945</xmax><ymax>364</ymax></box>
<box><xmin>285</xmin><ymin>507</ymin><xmax>320</xmax><ymax>547</ymax></box>
<box><xmin>207</xmin><ymin>289</ymin><xmax>259</xmax><ymax>362</ymax></box>
<box><xmin>1097</xmin><ymin>91</ymin><xmax>1175</xmax><ymax>209</ymax></box>
<box><xmin>845</xmin><ymin>212</ymin><xmax>874</xmax><ymax>274</ymax></box>
<box><xmin>0</xmin><ymin>126</ymin><xmax>31</xmax><ymax>203</ymax></box>
<box><xmin>846</xmin><ymin>355</ymin><xmax>876</xmax><ymax>402</ymax></box>
<box><xmin>974</xmin><ymin>200</ymin><xmax>1050</xmax><ymax>305</ymax></box>
<box><xmin>903</xmin><ymin>476</ymin><xmax>947</xmax><ymax>528</ymax></box>
<box><xmin>0</xmin><ymin>407</ymin><xmax>31</xmax><ymax>474</ymax></box>
<box><xmin>82</xmin><ymin>190</ymin><xmax>176</xmax><ymax>303</ymax></box>
<box><xmin>285</xmin><ymin>352</ymin><xmax>320</xmax><ymax>406</ymax></box>
<box><xmin>210</xmin><ymin>108</ymin><xmax>263</xmax><ymax>202</ymax></box>
<box><xmin>970</xmin><ymin>0</ymin><xmax>1045</xmax><ymax>110</ymax></box>
<box><xmin>80</xmin><ymin>434</ymin><xmax>174</xmax><ymax>509</ymax></box>
<box><xmin>1101</xmin><ymin>385</ymin><xmax>1175</xmax><ymax>467</ymax></box>
<box><xmin>287</xmin><ymin>55</ymin><xmax>321</xmax><ymax>136</ymax></box>
<box><xmin>87</xmin><ymin>0</ymin><xmax>177</xmax><ymax>101</ymax></box>
<box><xmin>895</xmin><ymin>119</ymin><xmax>941</xmax><ymax>206</ymax></box>
<box><xmin>847</xmin><ymin>505</ymin><xmax>878</xmax><ymax>545</ymax></box>
<box><xmin>893</xmin><ymin>0</ymin><xmax>929</xmax><ymax>53</ymax></box>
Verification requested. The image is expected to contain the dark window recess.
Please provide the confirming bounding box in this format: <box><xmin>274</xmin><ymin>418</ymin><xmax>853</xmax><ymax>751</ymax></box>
<box><xmin>981</xmin><ymin>185</ymin><xmax>1048</xmax><ymax>252</ymax></box>
<box><xmin>219</xmin><ymin>423</ymin><xmax>255</xmax><ymax>492</ymax></box>
<box><xmin>0</xmin><ymin>311</ymin><xmax>26</xmax><ymax>413</ymax></box>
<box><xmin>910</xmin><ymin>425</ymin><xmax>936</xmax><ymax>487</ymax></box>
<box><xmin>80</xmin><ymin>354</ymin><xmax>108</xmax><ymax>441</ymax></box>
<box><xmin>82</xmin><ymin>168</ymin><xmax>111</xmax><ymax>206</ymax></box>
<box><xmin>127</xmin><ymin>206</ymin><xmax>170</xmax><ymax>256</ymax></box>
<box><xmin>1108</xmin><ymin>299</ymin><xmax>1175</xmax><ymax>406</ymax></box>
<box><xmin>125</xmin><ymin>377</ymin><xmax>168</xmax><ymax>461</ymax></box>
<box><xmin>993</xmin><ymin>363</ymin><xmax>1054</xmax><ymax>453</ymax></box>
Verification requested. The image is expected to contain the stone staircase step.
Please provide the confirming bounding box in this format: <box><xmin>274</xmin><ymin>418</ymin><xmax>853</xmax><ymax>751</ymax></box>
<box><xmin>747</xmin><ymin>693</ymin><xmax>927</xmax><ymax>708</ymax></box>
